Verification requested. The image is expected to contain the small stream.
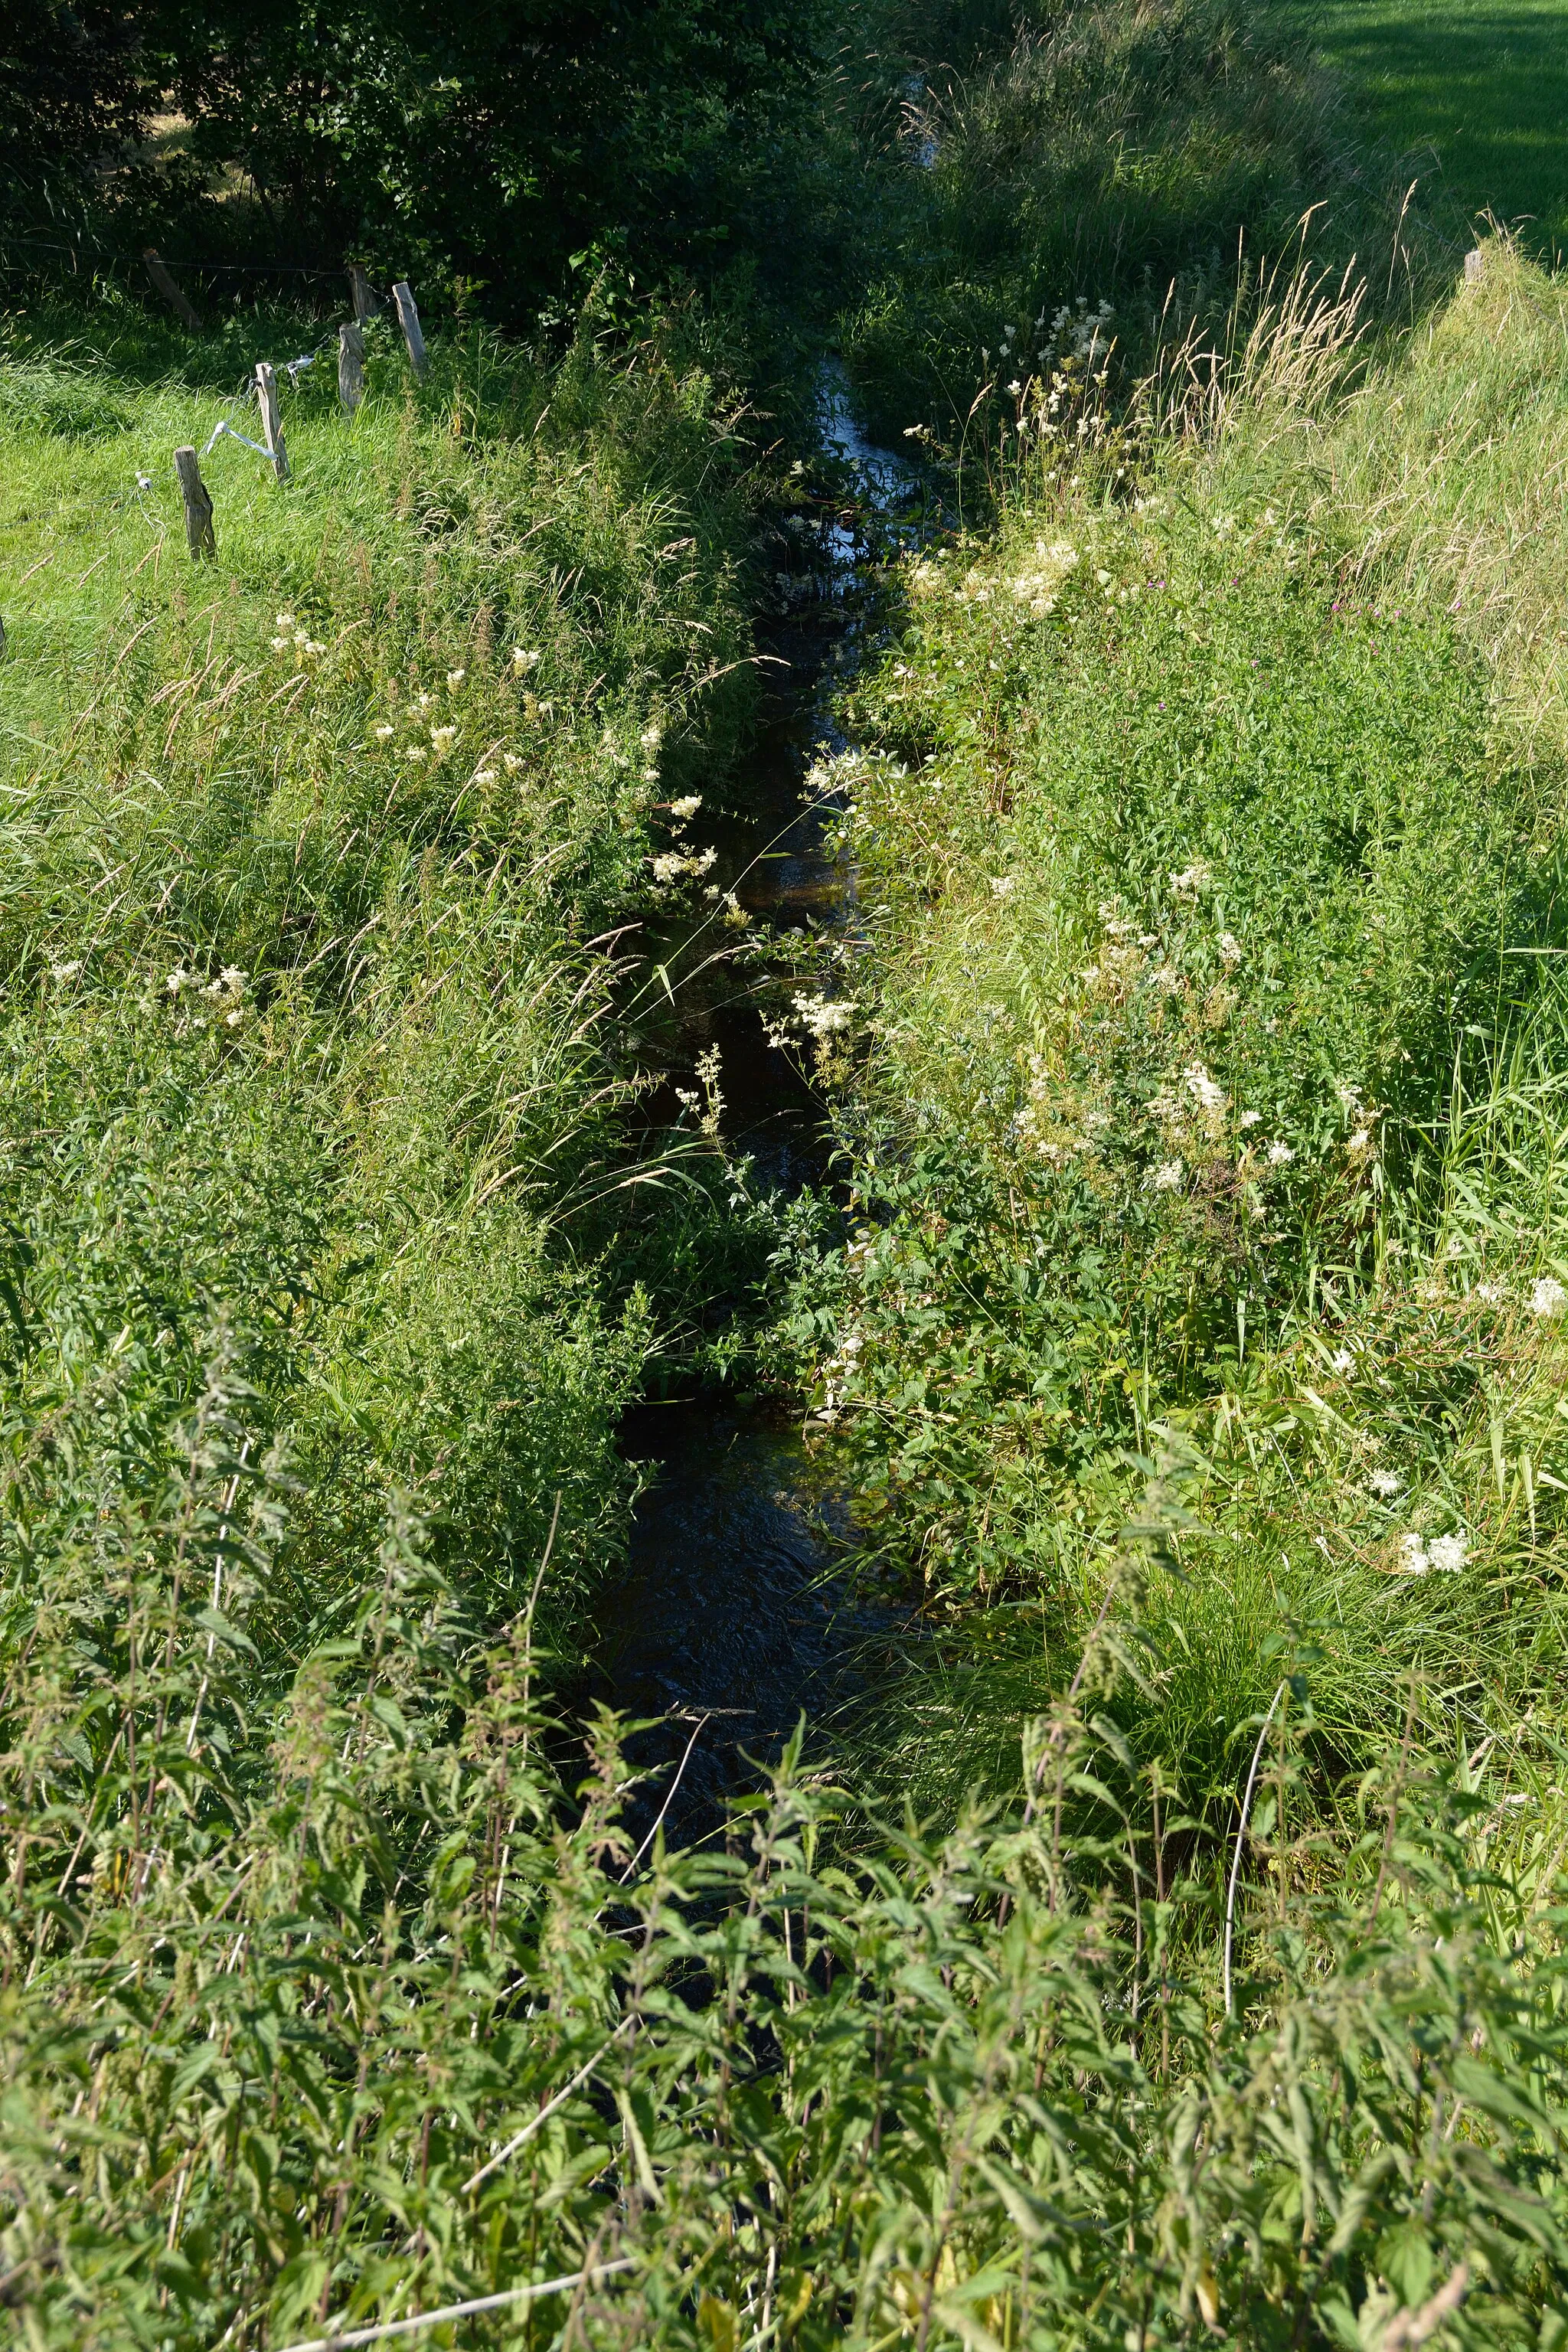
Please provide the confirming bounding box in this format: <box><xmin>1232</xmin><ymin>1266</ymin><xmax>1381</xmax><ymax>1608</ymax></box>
<box><xmin>591</xmin><ymin>372</ymin><xmax>925</xmax><ymax>1843</ymax></box>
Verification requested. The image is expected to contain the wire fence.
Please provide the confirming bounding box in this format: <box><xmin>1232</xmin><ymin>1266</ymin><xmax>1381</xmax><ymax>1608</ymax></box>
<box><xmin>2</xmin><ymin>279</ymin><xmax>416</xmax><ymax>557</ymax></box>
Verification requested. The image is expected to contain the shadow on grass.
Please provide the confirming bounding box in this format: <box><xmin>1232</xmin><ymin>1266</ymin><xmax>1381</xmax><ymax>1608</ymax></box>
<box><xmin>1312</xmin><ymin>1</ymin><xmax>1568</xmax><ymax>257</ymax></box>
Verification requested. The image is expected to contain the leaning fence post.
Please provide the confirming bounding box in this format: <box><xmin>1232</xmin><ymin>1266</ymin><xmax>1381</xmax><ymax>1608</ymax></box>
<box><xmin>143</xmin><ymin>249</ymin><xmax>200</xmax><ymax>330</ymax></box>
<box><xmin>392</xmin><ymin>281</ymin><xmax>429</xmax><ymax>381</ymax></box>
<box><xmin>338</xmin><ymin>322</ymin><xmax>365</xmax><ymax>413</ymax></box>
<box><xmin>348</xmin><ymin>263</ymin><xmax>375</xmax><ymax>326</ymax></box>
<box><xmin>1464</xmin><ymin>247</ymin><xmax>1484</xmax><ymax>284</ymax></box>
<box><xmin>174</xmin><ymin>447</ymin><xmax>216</xmax><ymax>560</ymax></box>
<box><xmin>254</xmin><ymin>361</ymin><xmax>290</xmax><ymax>481</ymax></box>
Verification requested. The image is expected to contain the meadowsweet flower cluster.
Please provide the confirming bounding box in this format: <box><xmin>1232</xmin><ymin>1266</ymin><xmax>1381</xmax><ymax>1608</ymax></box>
<box><xmin>650</xmin><ymin>846</ymin><xmax>717</xmax><ymax>887</ymax></box>
<box><xmin>1183</xmin><ymin>1060</ymin><xmax>1228</xmax><ymax>1133</ymax></box>
<box><xmin>269</xmin><ymin>611</ymin><xmax>326</xmax><ymax>658</ymax></box>
<box><xmin>1399</xmin><ymin>1529</ymin><xmax>1468</xmax><ymax>1576</ymax></box>
<box><xmin>162</xmin><ymin>962</ymin><xmax>248</xmax><ymax>1032</ymax></box>
<box><xmin>1008</xmin><ymin>538</ymin><xmax>1079</xmax><ymax>617</ymax></box>
<box><xmin>792</xmin><ymin>992</ymin><xmax>854</xmax><ymax>1039</ymax></box>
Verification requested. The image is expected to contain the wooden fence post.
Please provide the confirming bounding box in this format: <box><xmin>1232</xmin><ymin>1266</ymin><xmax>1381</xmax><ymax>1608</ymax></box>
<box><xmin>254</xmin><ymin>361</ymin><xmax>290</xmax><ymax>481</ymax></box>
<box><xmin>391</xmin><ymin>281</ymin><xmax>429</xmax><ymax>381</ymax></box>
<box><xmin>348</xmin><ymin>263</ymin><xmax>375</xmax><ymax>326</ymax></box>
<box><xmin>143</xmin><ymin>249</ymin><xmax>200</xmax><ymax>330</ymax></box>
<box><xmin>174</xmin><ymin>447</ymin><xmax>216</xmax><ymax>560</ymax></box>
<box><xmin>1464</xmin><ymin>247</ymin><xmax>1484</xmax><ymax>283</ymax></box>
<box><xmin>338</xmin><ymin>322</ymin><xmax>365</xmax><ymax>413</ymax></box>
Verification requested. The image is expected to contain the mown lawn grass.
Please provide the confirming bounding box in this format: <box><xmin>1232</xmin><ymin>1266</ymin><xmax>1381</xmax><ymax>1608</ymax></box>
<box><xmin>1306</xmin><ymin>0</ymin><xmax>1568</xmax><ymax>258</ymax></box>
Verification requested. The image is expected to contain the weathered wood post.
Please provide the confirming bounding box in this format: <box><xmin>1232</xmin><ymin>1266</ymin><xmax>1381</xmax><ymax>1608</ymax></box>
<box><xmin>338</xmin><ymin>322</ymin><xmax>365</xmax><ymax>413</ymax></box>
<box><xmin>391</xmin><ymin>281</ymin><xmax>429</xmax><ymax>381</ymax></box>
<box><xmin>1465</xmin><ymin>247</ymin><xmax>1484</xmax><ymax>283</ymax></box>
<box><xmin>254</xmin><ymin>361</ymin><xmax>290</xmax><ymax>481</ymax></box>
<box><xmin>348</xmin><ymin>263</ymin><xmax>375</xmax><ymax>326</ymax></box>
<box><xmin>174</xmin><ymin>447</ymin><xmax>216</xmax><ymax>560</ymax></box>
<box><xmin>143</xmin><ymin>249</ymin><xmax>200</xmax><ymax>330</ymax></box>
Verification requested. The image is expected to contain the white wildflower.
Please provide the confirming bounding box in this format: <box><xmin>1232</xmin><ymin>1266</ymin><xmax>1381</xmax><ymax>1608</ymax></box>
<box><xmin>1331</xmin><ymin>1348</ymin><xmax>1354</xmax><ymax>1375</ymax></box>
<box><xmin>1008</xmin><ymin>538</ymin><xmax>1078</xmax><ymax>616</ymax></box>
<box><xmin>416</xmin><ymin>692</ymin><xmax>434</xmax><ymax>714</ymax></box>
<box><xmin>1239</xmin><ymin>1109</ymin><xmax>1263</xmax><ymax>1129</ymax></box>
<box><xmin>650</xmin><ymin>851</ymin><xmax>688</xmax><ymax>885</ymax></box>
<box><xmin>1347</xmin><ymin>1129</ymin><xmax>1374</xmax><ymax>1157</ymax></box>
<box><xmin>1268</xmin><ymin>1141</ymin><xmax>1295</xmax><ymax>1166</ymax></box>
<box><xmin>269</xmin><ymin>635</ymin><xmax>290</xmax><ymax>653</ymax></box>
<box><xmin>1400</xmin><ymin>1532</ymin><xmax>1429</xmax><ymax>1576</ymax></box>
<box><xmin>989</xmin><ymin>875</ymin><xmax>1015</xmax><ymax>897</ymax></box>
<box><xmin>503</xmin><ymin>753</ymin><xmax>523</xmax><ymax>773</ymax></box>
<box><xmin>1218</xmin><ymin>932</ymin><xmax>1243</xmax><ymax>966</ymax></box>
<box><xmin>374</xmin><ymin>723</ymin><xmax>395</xmax><ymax>741</ymax></box>
<box><xmin>1169</xmin><ymin>860</ymin><xmax>1212</xmax><ymax>897</ymax></box>
<box><xmin>1476</xmin><ymin>1279</ymin><xmax>1505</xmax><ymax>1304</ymax></box>
<box><xmin>1530</xmin><ymin>1276</ymin><xmax>1567</xmax><ymax>1318</ymax></box>
<box><xmin>793</xmin><ymin>992</ymin><xmax>854</xmax><ymax>1038</ymax></box>
<box><xmin>511</xmin><ymin>648</ymin><xmax>540</xmax><ymax>671</ymax></box>
<box><xmin>430</xmin><ymin>725</ymin><xmax>456</xmax><ymax>753</ymax></box>
<box><xmin>1149</xmin><ymin>1158</ymin><xmax>1184</xmax><ymax>1191</ymax></box>
<box><xmin>446</xmin><ymin>668</ymin><xmax>466</xmax><ymax>690</ymax></box>
<box><xmin>669</xmin><ymin>794</ymin><xmax>703</xmax><ymax>821</ymax></box>
<box><xmin>405</xmin><ymin>745</ymin><xmax>426</xmax><ymax>763</ymax></box>
<box><xmin>1429</xmin><ymin>1531</ymin><xmax>1468</xmax><ymax>1575</ymax></box>
<box><xmin>1369</xmin><ymin>1468</ymin><xmax>1402</xmax><ymax>1497</ymax></box>
<box><xmin>275</xmin><ymin>612</ymin><xmax>295</xmax><ymax>630</ymax></box>
<box><xmin>473</xmin><ymin>768</ymin><xmax>498</xmax><ymax>786</ymax></box>
<box><xmin>1184</xmin><ymin>1061</ymin><xmax>1228</xmax><ymax>1126</ymax></box>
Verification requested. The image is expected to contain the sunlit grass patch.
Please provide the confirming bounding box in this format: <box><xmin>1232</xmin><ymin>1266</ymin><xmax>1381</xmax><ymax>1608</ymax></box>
<box><xmin>1308</xmin><ymin>0</ymin><xmax>1568</xmax><ymax>260</ymax></box>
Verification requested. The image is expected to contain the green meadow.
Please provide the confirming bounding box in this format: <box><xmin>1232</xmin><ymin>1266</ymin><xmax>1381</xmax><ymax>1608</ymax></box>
<box><xmin>1309</xmin><ymin>0</ymin><xmax>1568</xmax><ymax>256</ymax></box>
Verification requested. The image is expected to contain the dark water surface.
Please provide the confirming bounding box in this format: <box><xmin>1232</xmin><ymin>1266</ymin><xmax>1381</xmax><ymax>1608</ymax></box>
<box><xmin>590</xmin><ymin>374</ymin><xmax>923</xmax><ymax>1838</ymax></box>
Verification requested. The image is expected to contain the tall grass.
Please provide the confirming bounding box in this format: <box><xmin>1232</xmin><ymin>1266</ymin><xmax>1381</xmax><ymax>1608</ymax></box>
<box><xmin>0</xmin><ymin>291</ymin><xmax>769</xmax><ymax>1678</ymax></box>
<box><xmin>840</xmin><ymin>0</ymin><xmax>1460</xmax><ymax>447</ymax></box>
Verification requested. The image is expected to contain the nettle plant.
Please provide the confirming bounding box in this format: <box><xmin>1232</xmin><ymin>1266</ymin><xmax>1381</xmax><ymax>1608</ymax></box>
<box><xmin>4</xmin><ymin>1360</ymin><xmax>1568</xmax><ymax>2349</ymax></box>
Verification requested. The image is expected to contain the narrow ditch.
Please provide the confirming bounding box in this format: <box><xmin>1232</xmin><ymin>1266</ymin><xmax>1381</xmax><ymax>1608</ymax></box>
<box><xmin>590</xmin><ymin>371</ymin><xmax>925</xmax><ymax>1844</ymax></box>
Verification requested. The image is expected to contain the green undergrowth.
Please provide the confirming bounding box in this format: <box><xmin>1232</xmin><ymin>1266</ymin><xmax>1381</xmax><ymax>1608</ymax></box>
<box><xmin>780</xmin><ymin>245</ymin><xmax>1568</xmax><ymax>1847</ymax></box>
<box><xmin>8</xmin><ymin>1378</ymin><xmax>1568</xmax><ymax>2349</ymax></box>
<box><xmin>0</xmin><ymin>290</ymin><xmax>773</xmax><ymax>1684</ymax></box>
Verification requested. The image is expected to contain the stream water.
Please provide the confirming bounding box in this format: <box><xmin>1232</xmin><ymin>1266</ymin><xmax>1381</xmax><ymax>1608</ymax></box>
<box><xmin>590</xmin><ymin>373</ymin><xmax>924</xmax><ymax>1844</ymax></box>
